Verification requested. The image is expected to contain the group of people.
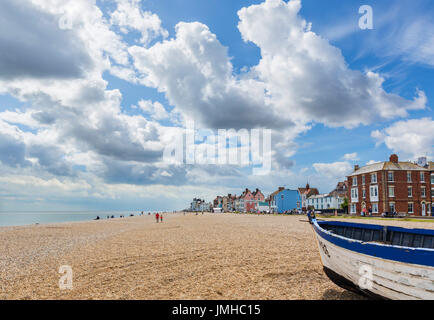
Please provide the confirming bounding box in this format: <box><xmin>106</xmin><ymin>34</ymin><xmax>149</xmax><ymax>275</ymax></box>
<box><xmin>361</xmin><ymin>207</ymin><xmax>373</xmax><ymax>217</ymax></box>
<box><xmin>155</xmin><ymin>213</ymin><xmax>164</xmax><ymax>223</ymax></box>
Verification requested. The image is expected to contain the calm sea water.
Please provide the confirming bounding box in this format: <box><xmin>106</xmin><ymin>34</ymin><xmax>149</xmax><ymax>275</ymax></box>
<box><xmin>0</xmin><ymin>211</ymin><xmax>155</xmax><ymax>227</ymax></box>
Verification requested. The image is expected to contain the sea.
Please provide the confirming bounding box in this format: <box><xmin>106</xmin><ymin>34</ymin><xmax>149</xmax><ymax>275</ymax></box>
<box><xmin>0</xmin><ymin>211</ymin><xmax>157</xmax><ymax>227</ymax></box>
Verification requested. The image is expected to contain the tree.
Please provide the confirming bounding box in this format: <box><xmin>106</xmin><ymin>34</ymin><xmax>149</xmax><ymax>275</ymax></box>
<box><xmin>341</xmin><ymin>197</ymin><xmax>349</xmax><ymax>214</ymax></box>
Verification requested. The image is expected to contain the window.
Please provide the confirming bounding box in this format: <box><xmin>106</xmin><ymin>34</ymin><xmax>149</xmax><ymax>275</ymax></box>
<box><xmin>389</xmin><ymin>186</ymin><xmax>395</xmax><ymax>197</ymax></box>
<box><xmin>351</xmin><ymin>203</ymin><xmax>356</xmax><ymax>214</ymax></box>
<box><xmin>421</xmin><ymin>187</ymin><xmax>426</xmax><ymax>198</ymax></box>
<box><xmin>431</xmin><ymin>174</ymin><xmax>434</xmax><ymax>185</ymax></box>
<box><xmin>362</xmin><ymin>175</ymin><xmax>365</xmax><ymax>185</ymax></box>
<box><xmin>371</xmin><ymin>173</ymin><xmax>377</xmax><ymax>183</ymax></box>
<box><xmin>389</xmin><ymin>203</ymin><xmax>395</xmax><ymax>213</ymax></box>
<box><xmin>388</xmin><ymin>172</ymin><xmax>394</xmax><ymax>182</ymax></box>
<box><xmin>420</xmin><ymin>172</ymin><xmax>425</xmax><ymax>182</ymax></box>
<box><xmin>352</xmin><ymin>177</ymin><xmax>357</xmax><ymax>186</ymax></box>
<box><xmin>370</xmin><ymin>185</ymin><xmax>378</xmax><ymax>198</ymax></box>
<box><xmin>407</xmin><ymin>172</ymin><xmax>412</xmax><ymax>182</ymax></box>
<box><xmin>362</xmin><ymin>188</ymin><xmax>366</xmax><ymax>199</ymax></box>
<box><xmin>372</xmin><ymin>203</ymin><xmax>378</xmax><ymax>213</ymax></box>
<box><xmin>408</xmin><ymin>203</ymin><xmax>414</xmax><ymax>214</ymax></box>
<box><xmin>351</xmin><ymin>188</ymin><xmax>358</xmax><ymax>201</ymax></box>
<box><xmin>408</xmin><ymin>187</ymin><xmax>413</xmax><ymax>198</ymax></box>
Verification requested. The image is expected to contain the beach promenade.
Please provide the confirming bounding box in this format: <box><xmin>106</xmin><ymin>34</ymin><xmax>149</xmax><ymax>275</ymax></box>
<box><xmin>3</xmin><ymin>212</ymin><xmax>430</xmax><ymax>300</ymax></box>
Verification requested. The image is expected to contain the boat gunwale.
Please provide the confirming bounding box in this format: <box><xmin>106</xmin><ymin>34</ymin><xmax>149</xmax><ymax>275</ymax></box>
<box><xmin>312</xmin><ymin>219</ymin><xmax>434</xmax><ymax>265</ymax></box>
<box><xmin>312</xmin><ymin>219</ymin><xmax>434</xmax><ymax>252</ymax></box>
<box><xmin>317</xmin><ymin>219</ymin><xmax>434</xmax><ymax>237</ymax></box>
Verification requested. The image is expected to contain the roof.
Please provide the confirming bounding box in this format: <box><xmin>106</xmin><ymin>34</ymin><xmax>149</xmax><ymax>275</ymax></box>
<box><xmin>307</xmin><ymin>194</ymin><xmax>329</xmax><ymax>199</ymax></box>
<box><xmin>269</xmin><ymin>187</ymin><xmax>285</xmax><ymax>200</ymax></box>
<box><xmin>298</xmin><ymin>187</ymin><xmax>319</xmax><ymax>197</ymax></box>
<box><xmin>348</xmin><ymin>161</ymin><xmax>429</xmax><ymax>177</ymax></box>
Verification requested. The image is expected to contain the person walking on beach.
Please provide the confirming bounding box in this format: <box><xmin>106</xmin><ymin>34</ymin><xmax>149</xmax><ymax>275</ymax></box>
<box><xmin>155</xmin><ymin>213</ymin><xmax>160</xmax><ymax>223</ymax></box>
<box><xmin>160</xmin><ymin>214</ymin><xmax>163</xmax><ymax>223</ymax></box>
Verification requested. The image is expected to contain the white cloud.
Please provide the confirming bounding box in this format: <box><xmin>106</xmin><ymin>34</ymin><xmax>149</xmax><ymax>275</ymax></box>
<box><xmin>138</xmin><ymin>100</ymin><xmax>170</xmax><ymax>120</ymax></box>
<box><xmin>313</xmin><ymin>161</ymin><xmax>353</xmax><ymax>179</ymax></box>
<box><xmin>366</xmin><ymin>160</ymin><xmax>380</xmax><ymax>165</ymax></box>
<box><xmin>342</xmin><ymin>152</ymin><xmax>359</xmax><ymax>161</ymax></box>
<box><xmin>110</xmin><ymin>0</ymin><xmax>168</xmax><ymax>45</ymax></box>
<box><xmin>0</xmin><ymin>0</ymin><xmax>431</xmax><ymax>210</ymax></box>
<box><xmin>372</xmin><ymin>118</ymin><xmax>434</xmax><ymax>159</ymax></box>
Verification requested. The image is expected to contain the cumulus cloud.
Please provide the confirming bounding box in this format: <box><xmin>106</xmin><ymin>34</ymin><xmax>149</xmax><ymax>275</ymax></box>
<box><xmin>372</xmin><ymin>118</ymin><xmax>434</xmax><ymax>159</ymax></box>
<box><xmin>110</xmin><ymin>0</ymin><xmax>168</xmax><ymax>45</ymax></box>
<box><xmin>0</xmin><ymin>0</ymin><xmax>431</xmax><ymax>210</ymax></box>
<box><xmin>342</xmin><ymin>152</ymin><xmax>359</xmax><ymax>161</ymax></box>
<box><xmin>129</xmin><ymin>22</ymin><xmax>288</xmax><ymax>130</ymax></box>
<box><xmin>0</xmin><ymin>0</ymin><xmax>92</xmax><ymax>80</ymax></box>
<box><xmin>138</xmin><ymin>100</ymin><xmax>170</xmax><ymax>120</ymax></box>
<box><xmin>237</xmin><ymin>0</ymin><xmax>427</xmax><ymax>128</ymax></box>
<box><xmin>313</xmin><ymin>161</ymin><xmax>353</xmax><ymax>179</ymax></box>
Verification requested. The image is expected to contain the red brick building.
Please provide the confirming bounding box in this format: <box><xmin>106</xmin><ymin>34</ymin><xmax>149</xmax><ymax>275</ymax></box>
<box><xmin>347</xmin><ymin>154</ymin><xmax>432</xmax><ymax>216</ymax></box>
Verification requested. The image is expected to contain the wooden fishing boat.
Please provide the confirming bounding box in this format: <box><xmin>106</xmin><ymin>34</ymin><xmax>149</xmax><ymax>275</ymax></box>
<box><xmin>308</xmin><ymin>214</ymin><xmax>434</xmax><ymax>300</ymax></box>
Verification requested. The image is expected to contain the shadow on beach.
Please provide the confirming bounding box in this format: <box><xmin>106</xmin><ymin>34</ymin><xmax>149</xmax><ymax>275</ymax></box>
<box><xmin>322</xmin><ymin>288</ymin><xmax>366</xmax><ymax>300</ymax></box>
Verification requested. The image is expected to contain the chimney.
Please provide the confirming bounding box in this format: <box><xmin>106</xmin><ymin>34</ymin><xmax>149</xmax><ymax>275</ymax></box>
<box><xmin>390</xmin><ymin>154</ymin><xmax>399</xmax><ymax>164</ymax></box>
<box><xmin>354</xmin><ymin>165</ymin><xmax>360</xmax><ymax>171</ymax></box>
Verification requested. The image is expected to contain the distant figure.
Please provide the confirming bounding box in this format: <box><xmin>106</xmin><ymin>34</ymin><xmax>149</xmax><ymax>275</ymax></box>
<box><xmin>107</xmin><ymin>216</ymin><xmax>110</xmax><ymax>219</ymax></box>
<box><xmin>95</xmin><ymin>216</ymin><xmax>100</xmax><ymax>220</ymax></box>
<box><xmin>368</xmin><ymin>207</ymin><xmax>372</xmax><ymax>216</ymax></box>
<box><xmin>148</xmin><ymin>212</ymin><xmax>151</xmax><ymax>215</ymax></box>
<box><xmin>156</xmin><ymin>213</ymin><xmax>160</xmax><ymax>223</ymax></box>
<box><xmin>130</xmin><ymin>214</ymin><xmax>134</xmax><ymax>217</ymax></box>
<box><xmin>111</xmin><ymin>215</ymin><xmax>115</xmax><ymax>219</ymax></box>
<box><xmin>160</xmin><ymin>214</ymin><xmax>163</xmax><ymax>223</ymax></box>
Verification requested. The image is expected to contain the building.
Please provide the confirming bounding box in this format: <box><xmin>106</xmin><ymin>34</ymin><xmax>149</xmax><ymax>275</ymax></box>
<box><xmin>268</xmin><ymin>187</ymin><xmax>285</xmax><ymax>213</ymax></box>
<box><xmin>307</xmin><ymin>193</ymin><xmax>344</xmax><ymax>211</ymax></box>
<box><xmin>430</xmin><ymin>161</ymin><xmax>434</xmax><ymax>215</ymax></box>
<box><xmin>233</xmin><ymin>195</ymin><xmax>244</xmax><ymax>212</ymax></box>
<box><xmin>213</xmin><ymin>196</ymin><xmax>223</xmax><ymax>209</ymax></box>
<box><xmin>307</xmin><ymin>181</ymin><xmax>348</xmax><ymax>211</ymax></box>
<box><xmin>190</xmin><ymin>198</ymin><xmax>211</xmax><ymax>212</ymax></box>
<box><xmin>347</xmin><ymin>154</ymin><xmax>432</xmax><ymax>216</ymax></box>
<box><xmin>275</xmin><ymin>189</ymin><xmax>299</xmax><ymax>213</ymax></box>
<box><xmin>297</xmin><ymin>184</ymin><xmax>319</xmax><ymax>211</ymax></box>
<box><xmin>252</xmin><ymin>188</ymin><xmax>265</xmax><ymax>212</ymax></box>
<box><xmin>240</xmin><ymin>188</ymin><xmax>255</xmax><ymax>212</ymax></box>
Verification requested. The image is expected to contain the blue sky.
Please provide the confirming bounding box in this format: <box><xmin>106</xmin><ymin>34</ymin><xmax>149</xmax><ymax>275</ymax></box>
<box><xmin>0</xmin><ymin>0</ymin><xmax>432</xmax><ymax>211</ymax></box>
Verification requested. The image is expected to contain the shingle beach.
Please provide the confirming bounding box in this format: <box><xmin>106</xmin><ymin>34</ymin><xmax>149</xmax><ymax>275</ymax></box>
<box><xmin>1</xmin><ymin>213</ymin><xmax>432</xmax><ymax>300</ymax></box>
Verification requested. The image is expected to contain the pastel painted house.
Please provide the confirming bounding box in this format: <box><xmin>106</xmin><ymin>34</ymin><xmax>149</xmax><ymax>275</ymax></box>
<box><xmin>276</xmin><ymin>189</ymin><xmax>299</xmax><ymax>213</ymax></box>
<box><xmin>241</xmin><ymin>188</ymin><xmax>255</xmax><ymax>212</ymax></box>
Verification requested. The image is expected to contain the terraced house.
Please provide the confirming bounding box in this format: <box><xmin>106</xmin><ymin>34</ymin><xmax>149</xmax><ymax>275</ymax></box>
<box><xmin>347</xmin><ymin>155</ymin><xmax>432</xmax><ymax>216</ymax></box>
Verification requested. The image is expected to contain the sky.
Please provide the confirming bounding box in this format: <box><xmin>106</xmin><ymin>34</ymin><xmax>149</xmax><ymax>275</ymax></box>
<box><xmin>0</xmin><ymin>0</ymin><xmax>433</xmax><ymax>211</ymax></box>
